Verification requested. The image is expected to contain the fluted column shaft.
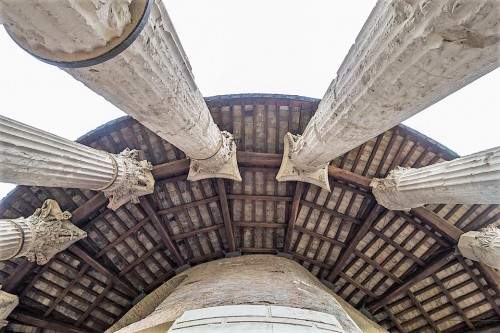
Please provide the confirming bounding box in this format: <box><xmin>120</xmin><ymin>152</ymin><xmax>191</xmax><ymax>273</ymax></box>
<box><xmin>0</xmin><ymin>0</ymin><xmax>241</xmax><ymax>181</ymax></box>
<box><xmin>0</xmin><ymin>115</ymin><xmax>154</xmax><ymax>210</ymax></box>
<box><xmin>0</xmin><ymin>199</ymin><xmax>86</xmax><ymax>265</ymax></box>
<box><xmin>370</xmin><ymin>147</ymin><xmax>500</xmax><ymax>210</ymax></box>
<box><xmin>458</xmin><ymin>227</ymin><xmax>500</xmax><ymax>270</ymax></box>
<box><xmin>277</xmin><ymin>0</ymin><xmax>499</xmax><ymax>190</ymax></box>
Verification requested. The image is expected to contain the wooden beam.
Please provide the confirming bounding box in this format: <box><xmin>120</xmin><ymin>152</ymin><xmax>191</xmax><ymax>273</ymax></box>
<box><xmin>236</xmin><ymin>151</ymin><xmax>281</xmax><ymax>167</ymax></box>
<box><xmin>326</xmin><ymin>204</ymin><xmax>383</xmax><ymax>281</ymax></box>
<box><xmin>68</xmin><ymin>245</ymin><xmax>138</xmax><ymax>298</ymax></box>
<box><xmin>328</xmin><ymin>165</ymin><xmax>372</xmax><ymax>188</ymax></box>
<box><xmin>216</xmin><ymin>179</ymin><xmax>236</xmax><ymax>252</ymax></box>
<box><xmin>283</xmin><ymin>182</ymin><xmax>303</xmax><ymax>253</ymax></box>
<box><xmin>75</xmin><ymin>284</ymin><xmax>113</xmax><ymax>327</ymax></box>
<box><xmin>367</xmin><ymin>248</ymin><xmax>455</xmax><ymax>313</ymax></box>
<box><xmin>300</xmin><ymin>199</ymin><xmax>361</xmax><ymax>225</ymax></box>
<box><xmin>171</xmin><ymin>225</ymin><xmax>225</xmax><ymax>240</ymax></box>
<box><xmin>457</xmin><ymin>256</ymin><xmax>500</xmax><ymax>317</ymax></box>
<box><xmin>383</xmin><ymin>305</ymin><xmax>406</xmax><ymax>333</ymax></box>
<box><xmin>71</xmin><ymin>193</ymin><xmax>108</xmax><ymax>226</ymax></box>
<box><xmin>1</xmin><ymin>260</ymin><xmax>36</xmax><ymax>293</ymax></box>
<box><xmin>432</xmin><ymin>273</ymin><xmax>475</xmax><ymax>330</ymax></box>
<box><xmin>227</xmin><ymin>194</ymin><xmax>293</xmax><ymax>202</ymax></box>
<box><xmin>411</xmin><ymin>207</ymin><xmax>463</xmax><ymax>242</ymax></box>
<box><xmin>294</xmin><ymin>226</ymin><xmax>345</xmax><ymax>248</ymax></box>
<box><xmin>152</xmin><ymin>159</ymin><xmax>190</xmax><ymax>179</ymax></box>
<box><xmin>475</xmin><ymin>262</ymin><xmax>500</xmax><ymax>298</ymax></box>
<box><xmin>140</xmin><ymin>197</ymin><xmax>184</xmax><ymax>266</ymax></box>
<box><xmin>407</xmin><ymin>290</ymin><xmax>441</xmax><ymax>332</ymax></box>
<box><xmin>11</xmin><ymin>311</ymin><xmax>94</xmax><ymax>333</ymax></box>
<box><xmin>233</xmin><ymin>222</ymin><xmax>284</xmax><ymax>229</ymax></box>
<box><xmin>43</xmin><ymin>264</ymin><xmax>90</xmax><ymax>317</ymax></box>
<box><xmin>156</xmin><ymin>196</ymin><xmax>219</xmax><ymax>215</ymax></box>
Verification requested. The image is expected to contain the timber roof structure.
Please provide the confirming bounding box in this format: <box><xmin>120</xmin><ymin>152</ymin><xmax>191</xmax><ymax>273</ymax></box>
<box><xmin>0</xmin><ymin>94</ymin><xmax>499</xmax><ymax>333</ymax></box>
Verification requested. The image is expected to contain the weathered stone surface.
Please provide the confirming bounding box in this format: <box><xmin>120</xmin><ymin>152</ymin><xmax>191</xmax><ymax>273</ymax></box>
<box><xmin>167</xmin><ymin>305</ymin><xmax>349</xmax><ymax>332</ymax></box>
<box><xmin>370</xmin><ymin>146</ymin><xmax>500</xmax><ymax>210</ymax></box>
<box><xmin>458</xmin><ymin>226</ymin><xmax>500</xmax><ymax>270</ymax></box>
<box><xmin>0</xmin><ymin>287</ymin><xmax>18</xmax><ymax>328</ymax></box>
<box><xmin>0</xmin><ymin>0</ymin><xmax>241</xmax><ymax>181</ymax></box>
<box><xmin>109</xmin><ymin>255</ymin><xmax>363</xmax><ymax>333</ymax></box>
<box><xmin>0</xmin><ymin>115</ymin><xmax>154</xmax><ymax>210</ymax></box>
<box><xmin>0</xmin><ymin>199</ymin><xmax>86</xmax><ymax>265</ymax></box>
<box><xmin>278</xmin><ymin>0</ymin><xmax>500</xmax><ymax>188</ymax></box>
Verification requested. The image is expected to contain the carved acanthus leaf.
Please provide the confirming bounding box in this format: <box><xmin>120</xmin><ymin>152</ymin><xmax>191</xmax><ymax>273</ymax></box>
<box><xmin>26</xmin><ymin>199</ymin><xmax>87</xmax><ymax>265</ymax></box>
<box><xmin>102</xmin><ymin>148</ymin><xmax>155</xmax><ymax>210</ymax></box>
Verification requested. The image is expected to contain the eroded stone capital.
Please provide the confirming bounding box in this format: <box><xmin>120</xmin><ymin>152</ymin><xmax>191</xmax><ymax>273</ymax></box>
<box><xmin>0</xmin><ymin>200</ymin><xmax>86</xmax><ymax>265</ymax></box>
<box><xmin>187</xmin><ymin>131</ymin><xmax>242</xmax><ymax>182</ymax></box>
<box><xmin>102</xmin><ymin>148</ymin><xmax>155</xmax><ymax>210</ymax></box>
<box><xmin>370</xmin><ymin>166</ymin><xmax>412</xmax><ymax>211</ymax></box>
<box><xmin>458</xmin><ymin>226</ymin><xmax>500</xmax><ymax>270</ymax></box>
<box><xmin>276</xmin><ymin>133</ymin><xmax>330</xmax><ymax>191</ymax></box>
<box><xmin>0</xmin><ymin>286</ymin><xmax>18</xmax><ymax>328</ymax></box>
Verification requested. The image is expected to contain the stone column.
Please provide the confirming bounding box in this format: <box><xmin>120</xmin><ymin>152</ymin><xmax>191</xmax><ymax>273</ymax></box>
<box><xmin>0</xmin><ymin>115</ymin><xmax>154</xmax><ymax>210</ymax></box>
<box><xmin>0</xmin><ymin>286</ymin><xmax>18</xmax><ymax>328</ymax></box>
<box><xmin>0</xmin><ymin>0</ymin><xmax>241</xmax><ymax>182</ymax></box>
<box><xmin>105</xmin><ymin>255</ymin><xmax>373</xmax><ymax>333</ymax></box>
<box><xmin>0</xmin><ymin>199</ymin><xmax>86</xmax><ymax>265</ymax></box>
<box><xmin>276</xmin><ymin>0</ymin><xmax>500</xmax><ymax>190</ymax></box>
<box><xmin>370</xmin><ymin>146</ymin><xmax>500</xmax><ymax>211</ymax></box>
<box><xmin>458</xmin><ymin>226</ymin><xmax>500</xmax><ymax>270</ymax></box>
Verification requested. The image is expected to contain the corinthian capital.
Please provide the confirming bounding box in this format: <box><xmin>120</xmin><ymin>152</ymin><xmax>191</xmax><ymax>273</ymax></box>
<box><xmin>101</xmin><ymin>148</ymin><xmax>155</xmax><ymax>210</ymax></box>
<box><xmin>0</xmin><ymin>199</ymin><xmax>87</xmax><ymax>265</ymax></box>
<box><xmin>0</xmin><ymin>286</ymin><xmax>18</xmax><ymax>328</ymax></box>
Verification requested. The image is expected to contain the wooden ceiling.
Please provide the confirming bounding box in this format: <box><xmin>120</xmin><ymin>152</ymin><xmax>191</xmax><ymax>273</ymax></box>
<box><xmin>0</xmin><ymin>94</ymin><xmax>499</xmax><ymax>333</ymax></box>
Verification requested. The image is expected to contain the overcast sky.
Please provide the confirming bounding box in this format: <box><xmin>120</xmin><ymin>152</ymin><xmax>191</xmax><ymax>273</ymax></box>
<box><xmin>0</xmin><ymin>0</ymin><xmax>499</xmax><ymax>200</ymax></box>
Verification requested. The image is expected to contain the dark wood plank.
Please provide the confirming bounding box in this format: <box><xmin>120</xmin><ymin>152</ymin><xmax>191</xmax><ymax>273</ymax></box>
<box><xmin>216</xmin><ymin>179</ymin><xmax>236</xmax><ymax>252</ymax></box>
<box><xmin>11</xmin><ymin>311</ymin><xmax>94</xmax><ymax>333</ymax></box>
<box><xmin>328</xmin><ymin>165</ymin><xmax>372</xmax><ymax>187</ymax></box>
<box><xmin>411</xmin><ymin>207</ymin><xmax>463</xmax><ymax>242</ymax></box>
<box><xmin>407</xmin><ymin>290</ymin><xmax>441</xmax><ymax>332</ymax></box>
<box><xmin>294</xmin><ymin>226</ymin><xmax>345</xmax><ymax>248</ymax></box>
<box><xmin>367</xmin><ymin>248</ymin><xmax>455</xmax><ymax>313</ymax></box>
<box><xmin>140</xmin><ymin>197</ymin><xmax>184</xmax><ymax>266</ymax></box>
<box><xmin>151</xmin><ymin>159</ymin><xmax>190</xmax><ymax>179</ymax></box>
<box><xmin>432</xmin><ymin>273</ymin><xmax>475</xmax><ymax>330</ymax></box>
<box><xmin>283</xmin><ymin>182</ymin><xmax>303</xmax><ymax>253</ymax></box>
<box><xmin>383</xmin><ymin>305</ymin><xmax>407</xmax><ymax>333</ymax></box>
<box><xmin>68</xmin><ymin>245</ymin><xmax>138</xmax><ymax>298</ymax></box>
<box><xmin>457</xmin><ymin>256</ymin><xmax>500</xmax><ymax>316</ymax></box>
<box><xmin>326</xmin><ymin>204</ymin><xmax>383</xmax><ymax>281</ymax></box>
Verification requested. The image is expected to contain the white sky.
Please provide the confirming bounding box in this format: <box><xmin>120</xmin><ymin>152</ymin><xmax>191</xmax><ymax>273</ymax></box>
<box><xmin>0</xmin><ymin>0</ymin><xmax>499</xmax><ymax>200</ymax></box>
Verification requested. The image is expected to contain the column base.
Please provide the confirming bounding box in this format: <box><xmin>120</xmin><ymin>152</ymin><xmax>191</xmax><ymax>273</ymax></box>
<box><xmin>276</xmin><ymin>133</ymin><xmax>330</xmax><ymax>191</ymax></box>
<box><xmin>187</xmin><ymin>139</ymin><xmax>242</xmax><ymax>182</ymax></box>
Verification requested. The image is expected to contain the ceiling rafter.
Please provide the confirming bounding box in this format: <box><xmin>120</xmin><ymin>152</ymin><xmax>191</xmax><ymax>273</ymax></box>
<box><xmin>367</xmin><ymin>248</ymin><xmax>456</xmax><ymax>313</ymax></box>
<box><xmin>456</xmin><ymin>256</ymin><xmax>500</xmax><ymax>317</ymax></box>
<box><xmin>411</xmin><ymin>207</ymin><xmax>463</xmax><ymax>242</ymax></box>
<box><xmin>432</xmin><ymin>273</ymin><xmax>475</xmax><ymax>330</ymax></box>
<box><xmin>10</xmin><ymin>311</ymin><xmax>94</xmax><ymax>333</ymax></box>
<box><xmin>140</xmin><ymin>197</ymin><xmax>184</xmax><ymax>267</ymax></box>
<box><xmin>216</xmin><ymin>179</ymin><xmax>236</xmax><ymax>252</ymax></box>
<box><xmin>68</xmin><ymin>245</ymin><xmax>139</xmax><ymax>298</ymax></box>
<box><xmin>326</xmin><ymin>203</ymin><xmax>384</xmax><ymax>281</ymax></box>
<box><xmin>283</xmin><ymin>181</ymin><xmax>303</xmax><ymax>253</ymax></box>
<box><xmin>383</xmin><ymin>305</ymin><xmax>406</xmax><ymax>333</ymax></box>
<box><xmin>407</xmin><ymin>290</ymin><xmax>441</xmax><ymax>332</ymax></box>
